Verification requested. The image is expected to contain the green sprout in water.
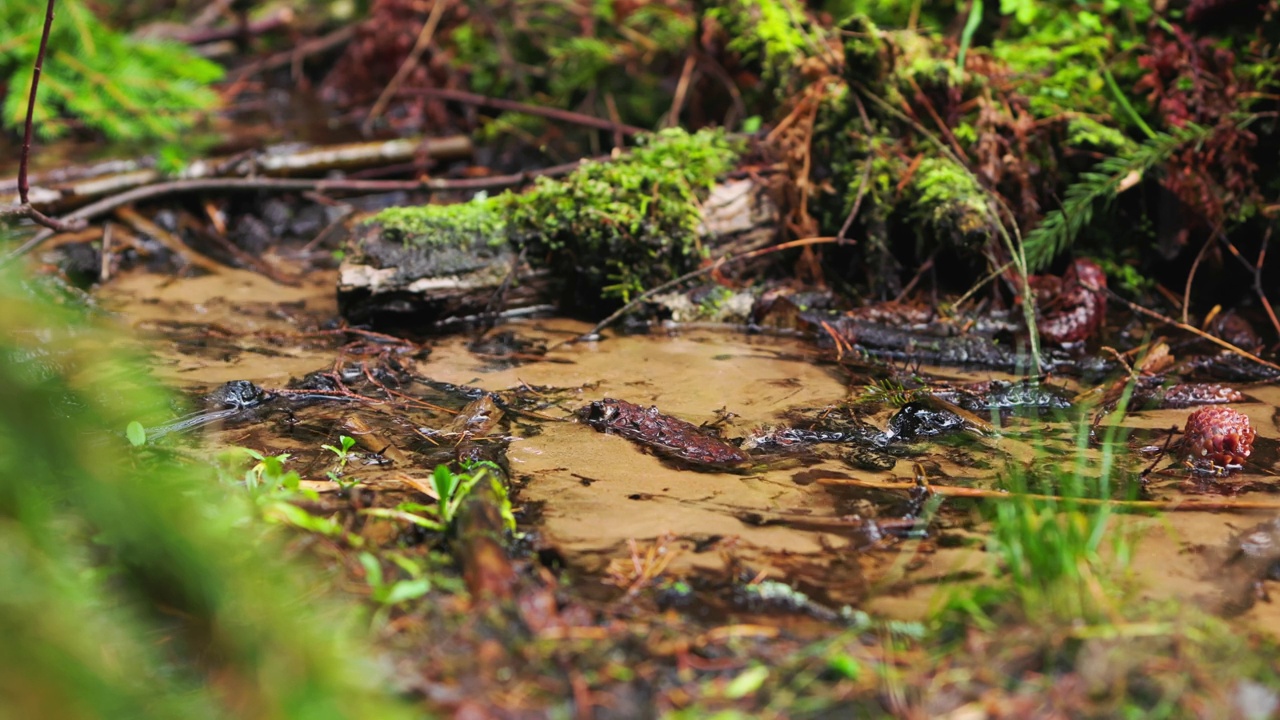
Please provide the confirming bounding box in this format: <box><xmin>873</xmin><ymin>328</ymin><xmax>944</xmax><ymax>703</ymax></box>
<box><xmin>359</xmin><ymin>460</ymin><xmax>515</xmax><ymax>535</ymax></box>
<box><xmin>323</xmin><ymin>434</ymin><xmax>359</xmax><ymax>490</ymax></box>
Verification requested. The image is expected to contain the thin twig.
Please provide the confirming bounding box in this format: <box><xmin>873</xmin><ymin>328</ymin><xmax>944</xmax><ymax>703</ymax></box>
<box><xmin>817</xmin><ymin>476</ymin><xmax>1280</xmax><ymax>512</ymax></box>
<box><xmin>1104</xmin><ymin>287</ymin><xmax>1280</xmax><ymax>374</ymax></box>
<box><xmin>666</xmin><ymin>53</ymin><xmax>697</xmax><ymax>129</ymax></box>
<box><xmin>1255</xmin><ymin>228</ymin><xmax>1280</xmax><ymax>341</ymax></box>
<box><xmin>364</xmin><ymin>0</ymin><xmax>451</xmax><ymax>133</ymax></box>
<box><xmin>5</xmin><ymin>0</ymin><xmax>88</xmax><ymax>236</ymax></box>
<box><xmin>1214</xmin><ymin>227</ymin><xmax>1280</xmax><ymax>343</ymax></box>
<box><xmin>399</xmin><ymin>86</ymin><xmax>647</xmax><ymax>136</ymax></box>
<box><xmin>19</xmin><ymin>0</ymin><xmax>56</xmax><ymax>204</ymax></box>
<box><xmin>226</xmin><ymin>24</ymin><xmax>354</xmax><ymax>81</ymax></box>
<box><xmin>836</xmin><ymin>156</ymin><xmax>872</xmax><ymax>243</ymax></box>
<box><xmin>1182</xmin><ymin>231</ymin><xmax>1216</xmax><ymax>325</ymax></box>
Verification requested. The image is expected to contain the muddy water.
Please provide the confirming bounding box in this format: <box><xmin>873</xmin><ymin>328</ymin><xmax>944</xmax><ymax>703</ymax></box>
<box><xmin>100</xmin><ymin>268</ymin><xmax>1280</xmax><ymax>632</ymax></box>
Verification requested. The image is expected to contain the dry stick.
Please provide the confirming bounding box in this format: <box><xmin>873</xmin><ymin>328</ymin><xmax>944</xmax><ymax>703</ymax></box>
<box><xmin>836</xmin><ymin>95</ymin><xmax>874</xmax><ymax>244</ymax></box>
<box><xmin>3</xmin><ymin>160</ymin><xmax>587</xmax><ymax>265</ymax></box>
<box><xmin>1181</xmin><ymin>231</ymin><xmax>1216</xmax><ymax>325</ymax></box>
<box><xmin>666</xmin><ymin>53</ymin><xmax>697</xmax><ymax>129</ymax></box>
<box><xmin>905</xmin><ymin>75</ymin><xmax>968</xmax><ymax>162</ymax></box>
<box><xmin>836</xmin><ymin>155</ymin><xmax>873</xmax><ymax>243</ymax></box>
<box><xmin>817</xmin><ymin>476</ymin><xmax>1280</xmax><ymax>512</ymax></box>
<box><xmin>99</xmin><ymin>222</ymin><xmax>112</xmax><ymax>283</ymax></box>
<box><xmin>1216</xmin><ymin>227</ymin><xmax>1280</xmax><ymax>342</ymax></box>
<box><xmin>1104</xmin><ymin>287</ymin><xmax>1280</xmax><ymax>374</ymax></box>
<box><xmin>17</xmin><ymin>0</ymin><xmax>54</xmax><ymax>204</ymax></box>
<box><xmin>1255</xmin><ymin>229</ymin><xmax>1280</xmax><ymax>342</ymax></box>
<box><xmin>399</xmin><ymin>86</ymin><xmax>647</xmax><ymax>136</ymax></box>
<box><xmin>364</xmin><ymin>0</ymin><xmax>451</xmax><ymax>134</ymax></box>
<box><xmin>226</xmin><ymin>24</ymin><xmax>354</xmax><ymax>81</ymax></box>
<box><xmin>115</xmin><ymin>206</ymin><xmax>230</xmax><ymax>275</ymax></box>
<box><xmin>565</xmin><ymin>236</ymin><xmax>839</xmax><ymax>346</ymax></box>
<box><xmin>603</xmin><ymin>91</ymin><xmax>625</xmax><ymax>150</ymax></box>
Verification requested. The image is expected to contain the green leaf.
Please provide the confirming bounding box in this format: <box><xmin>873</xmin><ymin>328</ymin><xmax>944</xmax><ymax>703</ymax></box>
<box><xmin>724</xmin><ymin>664</ymin><xmax>769</xmax><ymax>699</ymax></box>
<box><xmin>382</xmin><ymin>579</ymin><xmax>431</xmax><ymax>606</ymax></box>
<box><xmin>125</xmin><ymin>421</ymin><xmax>146</xmax><ymax>447</ymax></box>
<box><xmin>358</xmin><ymin>552</ymin><xmax>384</xmax><ymax>589</ymax></box>
<box><xmin>827</xmin><ymin>654</ymin><xmax>861</xmax><ymax>680</ymax></box>
<box><xmin>431</xmin><ymin>465</ymin><xmax>457</xmax><ymax>503</ymax></box>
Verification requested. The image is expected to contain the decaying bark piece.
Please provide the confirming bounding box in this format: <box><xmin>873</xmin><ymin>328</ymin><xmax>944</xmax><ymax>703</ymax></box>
<box><xmin>578</xmin><ymin>397</ymin><xmax>749</xmax><ymax>468</ymax></box>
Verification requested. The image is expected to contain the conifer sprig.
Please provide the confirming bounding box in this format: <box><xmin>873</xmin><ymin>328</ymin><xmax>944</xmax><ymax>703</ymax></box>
<box><xmin>1024</xmin><ymin>124</ymin><xmax>1213</xmax><ymax>271</ymax></box>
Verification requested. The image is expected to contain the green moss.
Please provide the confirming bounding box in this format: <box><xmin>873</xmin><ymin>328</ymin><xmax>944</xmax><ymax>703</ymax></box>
<box><xmin>507</xmin><ymin>127</ymin><xmax>742</xmax><ymax>303</ymax></box>
<box><xmin>707</xmin><ymin>0</ymin><xmax>827</xmax><ymax>94</ymax></box>
<box><xmin>373</xmin><ymin>196</ymin><xmax>508</xmax><ymax>249</ymax></box>
<box><xmin>907</xmin><ymin>157</ymin><xmax>993</xmax><ymax>246</ymax></box>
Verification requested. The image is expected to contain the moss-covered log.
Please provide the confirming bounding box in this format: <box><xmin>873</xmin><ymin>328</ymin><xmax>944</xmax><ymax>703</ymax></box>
<box><xmin>337</xmin><ymin>129</ymin><xmax>778</xmax><ymax>328</ymax></box>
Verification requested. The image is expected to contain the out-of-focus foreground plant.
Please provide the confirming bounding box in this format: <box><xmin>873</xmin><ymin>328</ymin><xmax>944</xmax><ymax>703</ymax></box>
<box><xmin>0</xmin><ymin>251</ymin><xmax>414</xmax><ymax>719</ymax></box>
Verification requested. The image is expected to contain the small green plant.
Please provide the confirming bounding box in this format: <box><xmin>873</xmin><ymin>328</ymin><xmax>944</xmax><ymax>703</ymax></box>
<box><xmin>941</xmin><ymin>383</ymin><xmax>1139</xmax><ymax>628</ymax></box>
<box><xmin>218</xmin><ymin>447</ymin><xmax>360</xmax><ymax>543</ymax></box>
<box><xmin>357</xmin><ymin>551</ymin><xmax>432</xmax><ymax>623</ymax></box>
<box><xmin>859</xmin><ymin>377</ymin><xmax>922</xmax><ymax>408</ymax></box>
<box><xmin>323</xmin><ymin>434</ymin><xmax>359</xmax><ymax>489</ymax></box>
<box><xmin>359</xmin><ymin>460</ymin><xmax>515</xmax><ymax>535</ymax></box>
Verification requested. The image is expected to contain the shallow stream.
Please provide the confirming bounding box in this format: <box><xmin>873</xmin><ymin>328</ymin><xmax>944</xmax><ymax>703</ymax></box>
<box><xmin>100</xmin><ymin>265</ymin><xmax>1280</xmax><ymax>636</ymax></box>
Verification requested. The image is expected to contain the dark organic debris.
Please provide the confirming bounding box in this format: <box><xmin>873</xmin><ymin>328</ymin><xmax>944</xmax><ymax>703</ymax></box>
<box><xmin>206</xmin><ymin>379</ymin><xmax>271</xmax><ymax>410</ymax></box>
<box><xmin>1138</xmin><ymin>380</ymin><xmax>1245</xmax><ymax>410</ymax></box>
<box><xmin>1214</xmin><ymin>516</ymin><xmax>1280</xmax><ymax>615</ymax></box>
<box><xmin>886</xmin><ymin>400</ymin><xmax>983</xmax><ymax>444</ymax></box>
<box><xmin>933</xmin><ymin>379</ymin><xmax>1074</xmax><ymax>413</ymax></box>
<box><xmin>578</xmin><ymin>398</ymin><xmax>749</xmax><ymax>468</ymax></box>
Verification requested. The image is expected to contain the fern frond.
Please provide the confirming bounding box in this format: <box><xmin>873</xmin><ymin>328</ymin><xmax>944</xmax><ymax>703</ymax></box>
<box><xmin>1024</xmin><ymin>124</ymin><xmax>1214</xmax><ymax>271</ymax></box>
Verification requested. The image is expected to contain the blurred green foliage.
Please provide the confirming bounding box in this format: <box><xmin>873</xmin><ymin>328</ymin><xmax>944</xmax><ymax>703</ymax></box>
<box><xmin>0</xmin><ymin>254</ymin><xmax>414</xmax><ymax>719</ymax></box>
<box><xmin>1</xmin><ymin>0</ymin><xmax>222</xmax><ymax>142</ymax></box>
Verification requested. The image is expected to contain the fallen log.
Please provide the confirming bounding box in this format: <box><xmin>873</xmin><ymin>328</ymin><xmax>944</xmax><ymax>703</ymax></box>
<box><xmin>338</xmin><ymin>129</ymin><xmax>779</xmax><ymax>329</ymax></box>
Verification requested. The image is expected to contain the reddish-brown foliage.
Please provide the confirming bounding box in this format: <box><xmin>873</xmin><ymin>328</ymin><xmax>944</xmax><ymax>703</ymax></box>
<box><xmin>1136</xmin><ymin>26</ymin><xmax>1260</xmax><ymax>230</ymax></box>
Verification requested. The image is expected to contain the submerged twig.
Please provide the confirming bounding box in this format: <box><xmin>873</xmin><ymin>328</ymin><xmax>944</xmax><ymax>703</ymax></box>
<box><xmin>817</xmin><ymin>476</ymin><xmax>1280</xmax><ymax>512</ymax></box>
